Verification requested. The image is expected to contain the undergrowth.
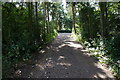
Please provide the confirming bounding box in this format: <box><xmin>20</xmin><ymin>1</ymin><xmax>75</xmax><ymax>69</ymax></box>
<box><xmin>73</xmin><ymin>33</ymin><xmax>120</xmax><ymax>79</ymax></box>
<box><xmin>2</xmin><ymin>30</ymin><xmax>57</xmax><ymax>78</ymax></box>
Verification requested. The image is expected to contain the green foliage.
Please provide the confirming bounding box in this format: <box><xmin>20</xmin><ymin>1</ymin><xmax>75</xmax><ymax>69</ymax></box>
<box><xmin>2</xmin><ymin>2</ymin><xmax>120</xmax><ymax>78</ymax></box>
<box><xmin>74</xmin><ymin>2</ymin><xmax>120</xmax><ymax>78</ymax></box>
<box><xmin>78</xmin><ymin>3</ymin><xmax>99</xmax><ymax>41</ymax></box>
<box><xmin>46</xmin><ymin>29</ymin><xmax>58</xmax><ymax>43</ymax></box>
<box><xmin>2</xmin><ymin>2</ymin><xmax>58</xmax><ymax>78</ymax></box>
<box><xmin>63</xmin><ymin>17</ymin><xmax>72</xmax><ymax>31</ymax></box>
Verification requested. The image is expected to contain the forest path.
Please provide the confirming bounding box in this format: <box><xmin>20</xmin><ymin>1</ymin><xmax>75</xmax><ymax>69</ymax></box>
<box><xmin>13</xmin><ymin>33</ymin><xmax>114</xmax><ymax>78</ymax></box>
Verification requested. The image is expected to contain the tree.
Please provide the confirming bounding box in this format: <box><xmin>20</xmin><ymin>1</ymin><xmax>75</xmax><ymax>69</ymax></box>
<box><xmin>35</xmin><ymin>2</ymin><xmax>40</xmax><ymax>42</ymax></box>
<box><xmin>99</xmin><ymin>2</ymin><xmax>108</xmax><ymax>38</ymax></box>
<box><xmin>27</xmin><ymin>2</ymin><xmax>32</xmax><ymax>33</ymax></box>
<box><xmin>72</xmin><ymin>2</ymin><xmax>77</xmax><ymax>33</ymax></box>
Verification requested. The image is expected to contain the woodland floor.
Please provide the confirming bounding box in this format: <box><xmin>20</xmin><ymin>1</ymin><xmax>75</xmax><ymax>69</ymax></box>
<box><xmin>12</xmin><ymin>33</ymin><xmax>114</xmax><ymax>78</ymax></box>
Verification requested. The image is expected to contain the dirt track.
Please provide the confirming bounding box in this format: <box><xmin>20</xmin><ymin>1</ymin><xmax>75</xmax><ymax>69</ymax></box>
<box><xmin>13</xmin><ymin>33</ymin><xmax>114</xmax><ymax>78</ymax></box>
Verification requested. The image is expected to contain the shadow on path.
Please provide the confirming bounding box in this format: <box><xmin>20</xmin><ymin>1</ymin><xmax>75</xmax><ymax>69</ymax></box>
<box><xmin>13</xmin><ymin>33</ymin><xmax>114</xmax><ymax>78</ymax></box>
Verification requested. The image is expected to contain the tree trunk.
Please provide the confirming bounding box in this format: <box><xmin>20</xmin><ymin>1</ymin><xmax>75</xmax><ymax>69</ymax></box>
<box><xmin>99</xmin><ymin>2</ymin><xmax>107</xmax><ymax>38</ymax></box>
<box><xmin>43</xmin><ymin>2</ymin><xmax>46</xmax><ymax>43</ymax></box>
<box><xmin>47</xmin><ymin>2</ymin><xmax>50</xmax><ymax>33</ymax></box>
<box><xmin>35</xmin><ymin>2</ymin><xmax>40</xmax><ymax>41</ymax></box>
<box><xmin>28</xmin><ymin>2</ymin><xmax>31</xmax><ymax>32</ymax></box>
<box><xmin>72</xmin><ymin>2</ymin><xmax>77</xmax><ymax>34</ymax></box>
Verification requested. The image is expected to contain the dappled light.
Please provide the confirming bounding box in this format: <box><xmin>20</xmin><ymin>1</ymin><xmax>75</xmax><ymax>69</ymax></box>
<box><xmin>58</xmin><ymin>44</ymin><xmax>66</xmax><ymax>48</ymax></box>
<box><xmin>56</xmin><ymin>63</ymin><xmax>72</xmax><ymax>67</ymax></box>
<box><xmin>2</xmin><ymin>1</ymin><xmax>119</xmax><ymax>79</ymax></box>
<box><xmin>58</xmin><ymin>56</ymin><xmax>65</xmax><ymax>60</ymax></box>
<box><xmin>57</xmin><ymin>41</ymin><xmax>83</xmax><ymax>50</ymax></box>
<box><xmin>39</xmin><ymin>50</ymin><xmax>46</xmax><ymax>54</ymax></box>
<box><xmin>35</xmin><ymin>64</ymin><xmax>45</xmax><ymax>70</ymax></box>
<box><xmin>11</xmin><ymin>33</ymin><xmax>115</xmax><ymax>78</ymax></box>
<box><xmin>65</xmin><ymin>42</ymin><xmax>83</xmax><ymax>49</ymax></box>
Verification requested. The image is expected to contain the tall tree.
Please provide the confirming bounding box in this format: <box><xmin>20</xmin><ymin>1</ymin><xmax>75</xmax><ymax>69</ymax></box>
<box><xmin>35</xmin><ymin>2</ymin><xmax>40</xmax><ymax>42</ymax></box>
<box><xmin>43</xmin><ymin>2</ymin><xmax>47</xmax><ymax>43</ymax></box>
<box><xmin>46</xmin><ymin>2</ymin><xmax>50</xmax><ymax>33</ymax></box>
<box><xmin>27</xmin><ymin>2</ymin><xmax>33</xmax><ymax>35</ymax></box>
<box><xmin>99</xmin><ymin>2</ymin><xmax>108</xmax><ymax>38</ymax></box>
<box><xmin>72</xmin><ymin>2</ymin><xmax>77</xmax><ymax>33</ymax></box>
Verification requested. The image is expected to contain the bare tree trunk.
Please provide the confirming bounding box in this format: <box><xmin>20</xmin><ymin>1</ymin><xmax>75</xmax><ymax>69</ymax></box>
<box><xmin>72</xmin><ymin>2</ymin><xmax>77</xmax><ymax>34</ymax></box>
<box><xmin>35</xmin><ymin>2</ymin><xmax>40</xmax><ymax>41</ymax></box>
<box><xmin>28</xmin><ymin>2</ymin><xmax>31</xmax><ymax>32</ymax></box>
<box><xmin>43</xmin><ymin>2</ymin><xmax>46</xmax><ymax>43</ymax></box>
<box><xmin>47</xmin><ymin>2</ymin><xmax>50</xmax><ymax>33</ymax></box>
<box><xmin>99</xmin><ymin>2</ymin><xmax>107</xmax><ymax>38</ymax></box>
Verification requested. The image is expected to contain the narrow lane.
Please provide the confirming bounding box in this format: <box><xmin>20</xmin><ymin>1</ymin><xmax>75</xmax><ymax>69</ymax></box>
<box><xmin>14</xmin><ymin>33</ymin><xmax>114</xmax><ymax>78</ymax></box>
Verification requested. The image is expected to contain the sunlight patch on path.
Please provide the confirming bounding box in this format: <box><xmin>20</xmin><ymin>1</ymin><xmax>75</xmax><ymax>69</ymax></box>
<box><xmin>66</xmin><ymin>42</ymin><xmax>83</xmax><ymax>49</ymax></box>
<box><xmin>56</xmin><ymin>63</ymin><xmax>72</xmax><ymax>67</ymax></box>
<box><xmin>13</xmin><ymin>33</ymin><xmax>115</xmax><ymax>78</ymax></box>
<box><xmin>58</xmin><ymin>56</ymin><xmax>65</xmax><ymax>60</ymax></box>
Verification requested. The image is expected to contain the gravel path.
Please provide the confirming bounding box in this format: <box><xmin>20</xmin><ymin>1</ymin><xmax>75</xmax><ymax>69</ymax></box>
<box><xmin>13</xmin><ymin>33</ymin><xmax>114</xmax><ymax>78</ymax></box>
